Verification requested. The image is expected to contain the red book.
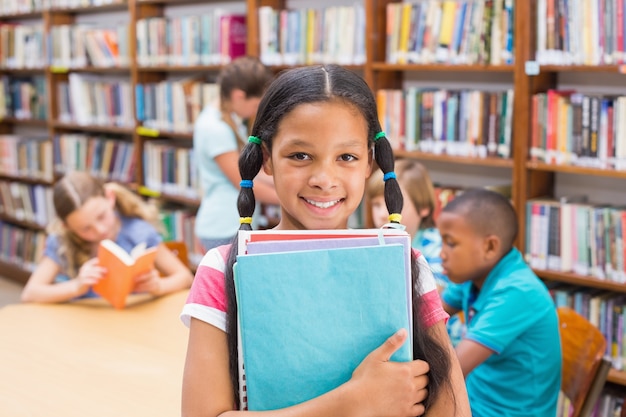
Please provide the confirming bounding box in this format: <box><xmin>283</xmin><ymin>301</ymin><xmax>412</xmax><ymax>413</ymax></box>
<box><xmin>220</xmin><ymin>14</ymin><xmax>247</xmax><ymax>64</ymax></box>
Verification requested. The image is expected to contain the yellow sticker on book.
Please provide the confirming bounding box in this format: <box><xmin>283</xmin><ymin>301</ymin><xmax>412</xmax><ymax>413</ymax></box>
<box><xmin>50</xmin><ymin>66</ymin><xmax>69</xmax><ymax>74</ymax></box>
<box><xmin>138</xmin><ymin>186</ymin><xmax>161</xmax><ymax>197</ymax></box>
<box><xmin>136</xmin><ymin>126</ymin><xmax>160</xmax><ymax>137</ymax></box>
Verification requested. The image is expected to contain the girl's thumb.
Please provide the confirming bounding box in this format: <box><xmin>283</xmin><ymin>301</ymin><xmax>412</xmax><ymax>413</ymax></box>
<box><xmin>374</xmin><ymin>328</ymin><xmax>407</xmax><ymax>362</ymax></box>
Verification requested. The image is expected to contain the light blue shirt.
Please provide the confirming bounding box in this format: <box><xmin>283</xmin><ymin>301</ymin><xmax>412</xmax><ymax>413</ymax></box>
<box><xmin>442</xmin><ymin>248</ymin><xmax>562</xmax><ymax>417</ymax></box>
<box><xmin>193</xmin><ymin>106</ymin><xmax>243</xmax><ymax>240</ymax></box>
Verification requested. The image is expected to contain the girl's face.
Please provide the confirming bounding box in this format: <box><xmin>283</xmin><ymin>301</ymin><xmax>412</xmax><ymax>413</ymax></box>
<box><xmin>263</xmin><ymin>100</ymin><xmax>373</xmax><ymax>230</ymax></box>
<box><xmin>370</xmin><ymin>188</ymin><xmax>422</xmax><ymax>237</ymax></box>
<box><xmin>64</xmin><ymin>193</ymin><xmax>119</xmax><ymax>243</ymax></box>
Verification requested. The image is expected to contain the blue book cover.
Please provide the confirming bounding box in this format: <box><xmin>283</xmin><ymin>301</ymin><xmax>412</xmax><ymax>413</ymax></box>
<box><xmin>234</xmin><ymin>243</ymin><xmax>411</xmax><ymax>411</ymax></box>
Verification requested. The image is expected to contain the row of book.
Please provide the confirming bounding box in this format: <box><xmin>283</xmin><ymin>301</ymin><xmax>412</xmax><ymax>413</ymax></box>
<box><xmin>0</xmin><ymin>181</ymin><xmax>54</xmax><ymax>227</ymax></box>
<box><xmin>378</xmin><ymin>87</ymin><xmax>514</xmax><ymax>158</ymax></box>
<box><xmin>550</xmin><ymin>283</ymin><xmax>626</xmax><ymax>370</ymax></box>
<box><xmin>526</xmin><ymin>198</ymin><xmax>626</xmax><ymax>282</ymax></box>
<box><xmin>53</xmin><ymin>134</ymin><xmax>136</xmax><ymax>183</ymax></box>
<box><xmin>57</xmin><ymin>74</ymin><xmax>134</xmax><ymax>128</ymax></box>
<box><xmin>0</xmin><ymin>23</ymin><xmax>45</xmax><ymax>69</ymax></box>
<box><xmin>0</xmin><ymin>135</ymin><xmax>52</xmax><ymax>181</ymax></box>
<box><xmin>536</xmin><ymin>0</ymin><xmax>626</xmax><ymax>65</ymax></box>
<box><xmin>0</xmin><ymin>75</ymin><xmax>47</xmax><ymax>121</ymax></box>
<box><xmin>136</xmin><ymin>12</ymin><xmax>247</xmax><ymax>67</ymax></box>
<box><xmin>50</xmin><ymin>23</ymin><xmax>129</xmax><ymax>69</ymax></box>
<box><xmin>257</xmin><ymin>4</ymin><xmax>366</xmax><ymax>66</ymax></box>
<box><xmin>531</xmin><ymin>91</ymin><xmax>626</xmax><ymax>170</ymax></box>
<box><xmin>136</xmin><ymin>80</ymin><xmax>219</xmax><ymax>134</ymax></box>
<box><xmin>158</xmin><ymin>205</ymin><xmax>203</xmax><ymax>267</ymax></box>
<box><xmin>557</xmin><ymin>390</ymin><xmax>624</xmax><ymax>417</ymax></box>
<box><xmin>385</xmin><ymin>0</ymin><xmax>514</xmax><ymax>66</ymax></box>
<box><xmin>143</xmin><ymin>141</ymin><xmax>199</xmax><ymax>200</ymax></box>
<box><xmin>0</xmin><ymin>0</ymin><xmax>123</xmax><ymax>15</ymax></box>
<box><xmin>0</xmin><ymin>222</ymin><xmax>46</xmax><ymax>272</ymax></box>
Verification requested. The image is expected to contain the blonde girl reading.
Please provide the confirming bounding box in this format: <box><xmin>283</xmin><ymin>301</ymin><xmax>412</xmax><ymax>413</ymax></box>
<box><xmin>21</xmin><ymin>171</ymin><xmax>193</xmax><ymax>304</ymax></box>
<box><xmin>181</xmin><ymin>65</ymin><xmax>470</xmax><ymax>417</ymax></box>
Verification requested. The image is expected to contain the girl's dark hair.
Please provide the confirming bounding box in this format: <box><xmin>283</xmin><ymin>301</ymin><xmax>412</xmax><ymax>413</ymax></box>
<box><xmin>224</xmin><ymin>65</ymin><xmax>452</xmax><ymax>410</ymax></box>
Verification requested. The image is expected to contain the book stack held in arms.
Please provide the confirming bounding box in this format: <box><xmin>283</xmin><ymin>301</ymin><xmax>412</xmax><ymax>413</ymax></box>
<box><xmin>234</xmin><ymin>229</ymin><xmax>414</xmax><ymax>410</ymax></box>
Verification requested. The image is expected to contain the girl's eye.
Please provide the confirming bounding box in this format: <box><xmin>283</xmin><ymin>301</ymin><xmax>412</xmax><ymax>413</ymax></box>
<box><xmin>339</xmin><ymin>154</ymin><xmax>356</xmax><ymax>162</ymax></box>
<box><xmin>290</xmin><ymin>152</ymin><xmax>310</xmax><ymax>161</ymax></box>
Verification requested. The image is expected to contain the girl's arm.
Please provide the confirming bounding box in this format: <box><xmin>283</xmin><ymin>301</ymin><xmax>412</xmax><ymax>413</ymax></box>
<box><xmin>421</xmin><ymin>320</ymin><xmax>471</xmax><ymax>416</ymax></box>
<box><xmin>183</xmin><ymin>320</ymin><xmax>430</xmax><ymax>417</ymax></box>
<box><xmin>21</xmin><ymin>257</ymin><xmax>103</xmax><ymax>303</ymax></box>
<box><xmin>214</xmin><ymin>151</ymin><xmax>279</xmax><ymax>205</ymax></box>
<box><xmin>136</xmin><ymin>243</ymin><xmax>193</xmax><ymax>296</ymax></box>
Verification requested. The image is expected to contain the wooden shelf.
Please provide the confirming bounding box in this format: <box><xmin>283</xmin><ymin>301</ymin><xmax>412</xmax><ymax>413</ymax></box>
<box><xmin>370</xmin><ymin>62</ymin><xmax>515</xmax><ymax>72</ymax></box>
<box><xmin>0</xmin><ymin>117</ymin><xmax>48</xmax><ymax>127</ymax></box>
<box><xmin>0</xmin><ymin>259</ymin><xmax>30</xmax><ymax>284</ymax></box>
<box><xmin>0</xmin><ymin>11</ymin><xmax>43</xmax><ymax>19</ymax></box>
<box><xmin>536</xmin><ymin>269</ymin><xmax>626</xmax><ymax>294</ymax></box>
<box><xmin>536</xmin><ymin>65</ymin><xmax>626</xmax><ymax>74</ymax></box>
<box><xmin>136</xmin><ymin>65</ymin><xmax>222</xmax><ymax>72</ymax></box>
<box><xmin>608</xmin><ymin>369</ymin><xmax>626</xmax><ymax>386</ymax></box>
<box><xmin>49</xmin><ymin>66</ymin><xmax>131</xmax><ymax>74</ymax></box>
<box><xmin>0</xmin><ymin>173</ymin><xmax>53</xmax><ymax>185</ymax></box>
<box><xmin>0</xmin><ymin>214</ymin><xmax>47</xmax><ymax>231</ymax></box>
<box><xmin>48</xmin><ymin>2</ymin><xmax>128</xmax><ymax>14</ymax></box>
<box><xmin>0</xmin><ymin>67</ymin><xmax>45</xmax><ymax>74</ymax></box>
<box><xmin>137</xmin><ymin>129</ymin><xmax>193</xmax><ymax>140</ymax></box>
<box><xmin>527</xmin><ymin>161</ymin><xmax>626</xmax><ymax>179</ymax></box>
<box><xmin>395</xmin><ymin>150</ymin><xmax>514</xmax><ymax>168</ymax></box>
<box><xmin>52</xmin><ymin>121</ymin><xmax>135</xmax><ymax>135</ymax></box>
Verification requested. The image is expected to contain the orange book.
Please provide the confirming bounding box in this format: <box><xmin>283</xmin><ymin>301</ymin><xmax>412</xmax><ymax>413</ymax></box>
<box><xmin>93</xmin><ymin>239</ymin><xmax>157</xmax><ymax>309</ymax></box>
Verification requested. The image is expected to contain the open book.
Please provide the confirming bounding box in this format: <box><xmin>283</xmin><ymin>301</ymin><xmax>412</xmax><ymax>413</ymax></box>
<box><xmin>93</xmin><ymin>239</ymin><xmax>158</xmax><ymax>309</ymax></box>
<box><xmin>234</xmin><ymin>229</ymin><xmax>413</xmax><ymax>411</ymax></box>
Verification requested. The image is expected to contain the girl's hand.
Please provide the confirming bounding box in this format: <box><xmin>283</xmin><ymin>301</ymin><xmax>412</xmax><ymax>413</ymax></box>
<box><xmin>74</xmin><ymin>258</ymin><xmax>106</xmax><ymax>296</ymax></box>
<box><xmin>350</xmin><ymin>329</ymin><xmax>429</xmax><ymax>417</ymax></box>
<box><xmin>133</xmin><ymin>269</ymin><xmax>162</xmax><ymax>296</ymax></box>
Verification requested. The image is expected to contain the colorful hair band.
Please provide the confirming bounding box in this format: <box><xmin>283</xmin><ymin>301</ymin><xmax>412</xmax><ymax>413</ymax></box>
<box><xmin>240</xmin><ymin>180</ymin><xmax>253</xmax><ymax>188</ymax></box>
<box><xmin>248</xmin><ymin>136</ymin><xmax>262</xmax><ymax>145</ymax></box>
<box><xmin>383</xmin><ymin>172</ymin><xmax>396</xmax><ymax>181</ymax></box>
<box><xmin>240</xmin><ymin>217</ymin><xmax>253</xmax><ymax>224</ymax></box>
<box><xmin>388</xmin><ymin>213</ymin><xmax>402</xmax><ymax>223</ymax></box>
<box><xmin>374</xmin><ymin>131</ymin><xmax>386</xmax><ymax>141</ymax></box>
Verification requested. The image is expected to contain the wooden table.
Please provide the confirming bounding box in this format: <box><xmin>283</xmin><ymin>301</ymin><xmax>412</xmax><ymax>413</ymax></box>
<box><xmin>0</xmin><ymin>290</ymin><xmax>190</xmax><ymax>417</ymax></box>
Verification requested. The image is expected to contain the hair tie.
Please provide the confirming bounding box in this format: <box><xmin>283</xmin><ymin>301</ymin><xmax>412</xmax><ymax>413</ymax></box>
<box><xmin>239</xmin><ymin>217</ymin><xmax>253</xmax><ymax>224</ymax></box>
<box><xmin>388</xmin><ymin>213</ymin><xmax>402</xmax><ymax>223</ymax></box>
<box><xmin>383</xmin><ymin>172</ymin><xmax>396</xmax><ymax>181</ymax></box>
<box><xmin>248</xmin><ymin>136</ymin><xmax>262</xmax><ymax>145</ymax></box>
<box><xmin>240</xmin><ymin>180</ymin><xmax>253</xmax><ymax>188</ymax></box>
<box><xmin>374</xmin><ymin>132</ymin><xmax>386</xmax><ymax>141</ymax></box>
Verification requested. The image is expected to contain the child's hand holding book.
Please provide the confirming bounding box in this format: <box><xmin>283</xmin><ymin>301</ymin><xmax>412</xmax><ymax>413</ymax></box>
<box><xmin>74</xmin><ymin>257</ymin><xmax>107</xmax><ymax>297</ymax></box>
<box><xmin>93</xmin><ymin>239</ymin><xmax>158</xmax><ymax>309</ymax></box>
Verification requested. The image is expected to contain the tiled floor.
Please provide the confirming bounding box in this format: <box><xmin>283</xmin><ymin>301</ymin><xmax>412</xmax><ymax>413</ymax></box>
<box><xmin>0</xmin><ymin>276</ymin><xmax>23</xmax><ymax>308</ymax></box>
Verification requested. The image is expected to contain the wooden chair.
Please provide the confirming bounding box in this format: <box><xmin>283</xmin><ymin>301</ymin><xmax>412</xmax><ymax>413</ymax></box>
<box><xmin>163</xmin><ymin>241</ymin><xmax>189</xmax><ymax>268</ymax></box>
<box><xmin>558</xmin><ymin>307</ymin><xmax>611</xmax><ymax>417</ymax></box>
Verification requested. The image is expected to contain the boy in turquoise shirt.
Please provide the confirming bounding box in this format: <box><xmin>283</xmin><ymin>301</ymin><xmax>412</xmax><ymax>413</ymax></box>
<box><xmin>439</xmin><ymin>188</ymin><xmax>561</xmax><ymax>417</ymax></box>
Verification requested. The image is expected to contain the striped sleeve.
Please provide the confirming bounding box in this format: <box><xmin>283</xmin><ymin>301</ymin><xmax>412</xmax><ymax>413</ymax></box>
<box><xmin>180</xmin><ymin>244</ymin><xmax>231</xmax><ymax>331</ymax></box>
<box><xmin>414</xmin><ymin>249</ymin><xmax>449</xmax><ymax>328</ymax></box>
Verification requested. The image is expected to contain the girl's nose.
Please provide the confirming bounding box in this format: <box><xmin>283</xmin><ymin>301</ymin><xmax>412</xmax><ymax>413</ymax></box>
<box><xmin>308</xmin><ymin>161</ymin><xmax>337</xmax><ymax>190</ymax></box>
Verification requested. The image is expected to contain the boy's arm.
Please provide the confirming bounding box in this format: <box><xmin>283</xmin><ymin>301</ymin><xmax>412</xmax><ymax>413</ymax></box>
<box><xmin>454</xmin><ymin>339</ymin><xmax>495</xmax><ymax>378</ymax></box>
<box><xmin>442</xmin><ymin>300</ymin><xmax>460</xmax><ymax>316</ymax></box>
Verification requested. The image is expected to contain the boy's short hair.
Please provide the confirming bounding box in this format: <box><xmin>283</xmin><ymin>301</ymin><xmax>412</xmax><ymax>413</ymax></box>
<box><xmin>442</xmin><ymin>188</ymin><xmax>518</xmax><ymax>252</ymax></box>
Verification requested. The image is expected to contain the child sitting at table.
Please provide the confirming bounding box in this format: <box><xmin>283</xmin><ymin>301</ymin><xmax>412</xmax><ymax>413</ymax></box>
<box><xmin>21</xmin><ymin>171</ymin><xmax>192</xmax><ymax>304</ymax></box>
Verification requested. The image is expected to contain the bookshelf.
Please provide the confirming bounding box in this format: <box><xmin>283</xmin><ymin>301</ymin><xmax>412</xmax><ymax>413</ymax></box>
<box><xmin>0</xmin><ymin>0</ymin><xmax>625</xmax><ymax>396</ymax></box>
